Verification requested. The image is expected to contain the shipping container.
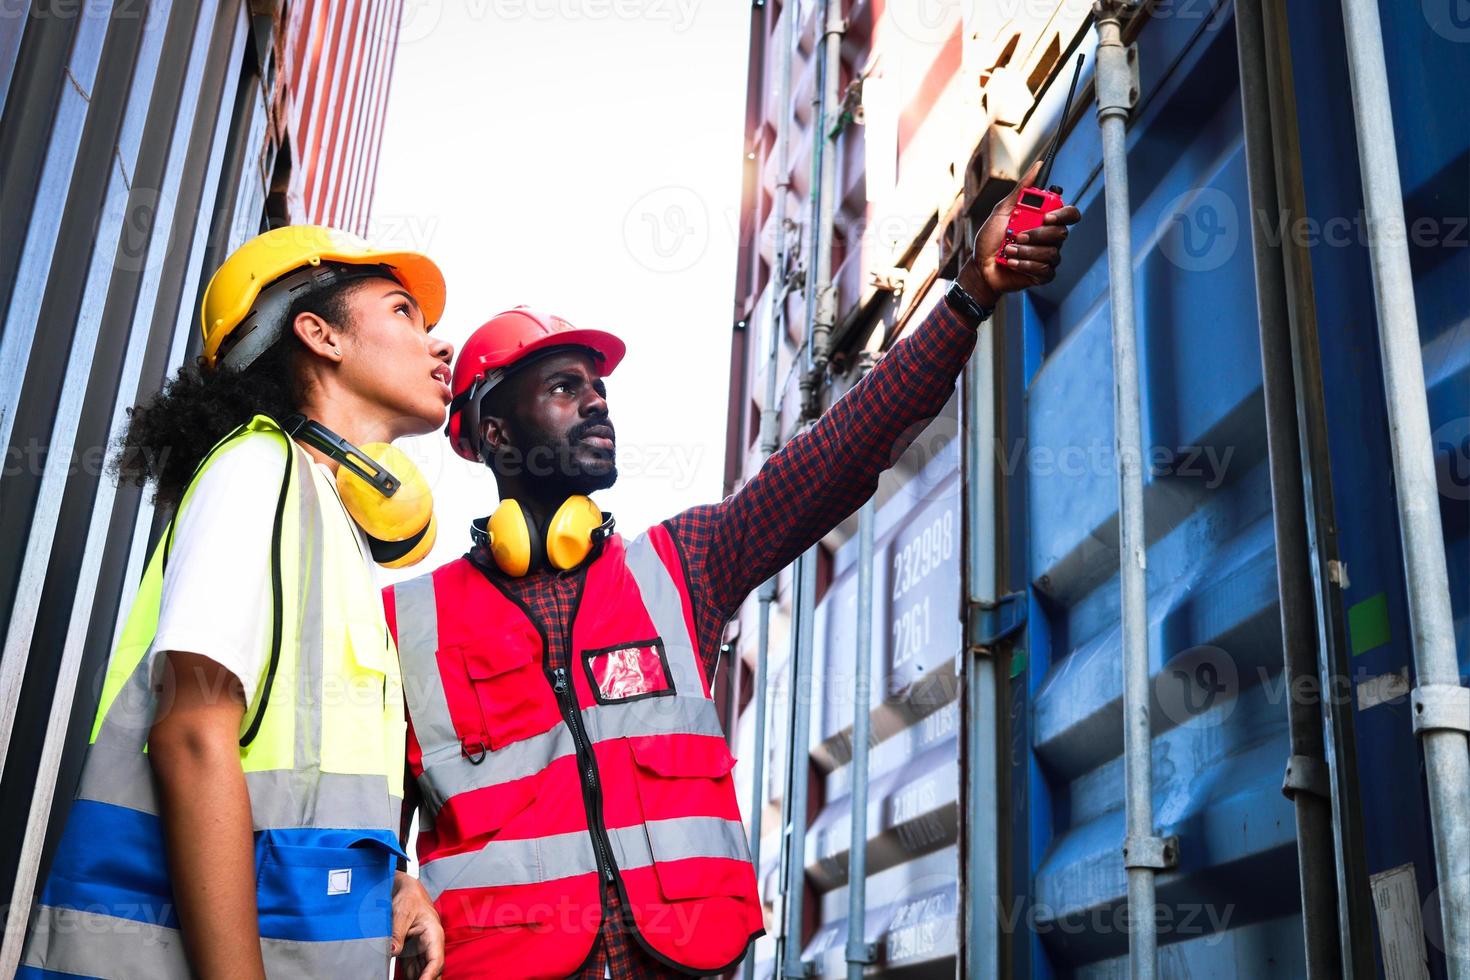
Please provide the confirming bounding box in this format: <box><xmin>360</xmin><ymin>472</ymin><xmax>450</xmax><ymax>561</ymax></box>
<box><xmin>724</xmin><ymin>1</ymin><xmax>1468</xmax><ymax>977</ymax></box>
<box><xmin>0</xmin><ymin>1</ymin><xmax>404</xmax><ymax>968</ymax></box>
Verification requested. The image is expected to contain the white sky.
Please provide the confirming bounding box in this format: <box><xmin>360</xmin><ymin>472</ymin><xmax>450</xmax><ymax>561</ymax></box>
<box><xmin>367</xmin><ymin>1</ymin><xmax>752</xmax><ymax>582</ymax></box>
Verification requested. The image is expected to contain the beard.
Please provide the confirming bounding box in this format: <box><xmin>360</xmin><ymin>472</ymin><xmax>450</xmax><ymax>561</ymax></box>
<box><xmin>496</xmin><ymin>415</ymin><xmax>618</xmax><ymax>497</ymax></box>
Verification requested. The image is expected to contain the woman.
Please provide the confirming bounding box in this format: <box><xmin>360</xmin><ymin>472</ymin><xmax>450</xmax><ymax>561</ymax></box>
<box><xmin>19</xmin><ymin>226</ymin><xmax>453</xmax><ymax>979</ymax></box>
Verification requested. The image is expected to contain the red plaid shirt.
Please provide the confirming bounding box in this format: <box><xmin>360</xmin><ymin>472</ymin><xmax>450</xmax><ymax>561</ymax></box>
<box><xmin>437</xmin><ymin>300</ymin><xmax>977</xmax><ymax>977</ymax></box>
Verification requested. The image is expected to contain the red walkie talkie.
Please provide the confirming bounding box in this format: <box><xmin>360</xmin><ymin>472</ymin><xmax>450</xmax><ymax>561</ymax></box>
<box><xmin>997</xmin><ymin>53</ymin><xmax>1085</xmax><ymax>268</ymax></box>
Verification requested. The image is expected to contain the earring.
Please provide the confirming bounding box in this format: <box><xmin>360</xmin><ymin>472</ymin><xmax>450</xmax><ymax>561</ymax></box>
<box><xmin>333</xmin><ymin>348</ymin><xmax>342</xmax><ymax>357</ymax></box>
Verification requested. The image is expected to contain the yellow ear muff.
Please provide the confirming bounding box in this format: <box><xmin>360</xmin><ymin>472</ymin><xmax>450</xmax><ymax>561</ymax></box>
<box><xmin>334</xmin><ymin>442</ymin><xmax>436</xmax><ymax>568</ymax></box>
<box><xmin>487</xmin><ymin>498</ymin><xmax>534</xmax><ymax>577</ymax></box>
<box><xmin>545</xmin><ymin>495</ymin><xmax>603</xmax><ymax>571</ymax></box>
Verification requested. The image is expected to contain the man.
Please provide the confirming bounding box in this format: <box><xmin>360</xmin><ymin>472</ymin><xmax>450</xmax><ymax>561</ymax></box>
<box><xmin>384</xmin><ymin>162</ymin><xmax>1080</xmax><ymax>977</ymax></box>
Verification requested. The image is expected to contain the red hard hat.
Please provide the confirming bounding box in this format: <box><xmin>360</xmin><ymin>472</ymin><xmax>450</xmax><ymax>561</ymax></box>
<box><xmin>446</xmin><ymin>306</ymin><xmax>626</xmax><ymax>461</ymax></box>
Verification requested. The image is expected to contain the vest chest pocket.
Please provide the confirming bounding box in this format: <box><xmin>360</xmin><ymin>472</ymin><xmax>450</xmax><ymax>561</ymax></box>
<box><xmin>456</xmin><ymin>628</ymin><xmax>561</xmax><ymax>752</ymax></box>
<box><xmin>626</xmin><ymin>735</ymin><xmax>752</xmax><ymax>902</ymax></box>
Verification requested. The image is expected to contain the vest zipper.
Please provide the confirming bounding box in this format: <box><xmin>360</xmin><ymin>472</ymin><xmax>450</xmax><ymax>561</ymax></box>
<box><xmin>552</xmin><ymin>667</ymin><xmax>617</xmax><ymax>884</ymax></box>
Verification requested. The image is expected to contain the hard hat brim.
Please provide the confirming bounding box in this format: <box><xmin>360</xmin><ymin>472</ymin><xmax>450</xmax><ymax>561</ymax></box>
<box><xmin>506</xmin><ymin>328</ymin><xmax>627</xmax><ymax>377</ymax></box>
<box><xmin>368</xmin><ymin>249</ymin><xmax>447</xmax><ymax>330</ymax></box>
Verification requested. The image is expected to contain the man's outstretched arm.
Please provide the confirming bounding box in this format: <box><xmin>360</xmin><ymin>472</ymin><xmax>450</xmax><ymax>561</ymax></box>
<box><xmin>668</xmin><ymin>160</ymin><xmax>1080</xmax><ymax>634</ymax></box>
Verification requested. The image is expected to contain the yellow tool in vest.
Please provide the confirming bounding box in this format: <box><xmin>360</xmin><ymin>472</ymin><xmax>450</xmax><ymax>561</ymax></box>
<box><xmin>286</xmin><ymin>415</ymin><xmax>437</xmax><ymax>568</ymax></box>
<box><xmin>473</xmin><ymin>495</ymin><xmax>614</xmax><ymax>576</ymax></box>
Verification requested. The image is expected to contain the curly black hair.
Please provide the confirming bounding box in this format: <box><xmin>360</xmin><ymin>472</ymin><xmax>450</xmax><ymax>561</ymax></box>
<box><xmin>113</xmin><ymin>279</ymin><xmax>362</xmax><ymax>511</ymax></box>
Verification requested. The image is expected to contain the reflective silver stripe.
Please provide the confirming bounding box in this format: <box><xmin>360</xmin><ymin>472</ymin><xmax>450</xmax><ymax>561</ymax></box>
<box><xmin>417</xmin><ymin>723</ymin><xmax>576</xmax><ymax>815</ymax></box>
<box><xmin>74</xmin><ymin>740</ymin><xmax>154</xmax><ymax>813</ymax></box>
<box><xmin>292</xmin><ymin>448</ymin><xmax>323</xmax><ymax>776</ymax></box>
<box><xmin>79</xmin><ymin>736</ymin><xmax>400</xmax><ymax>831</ymax></box>
<box><xmin>89</xmin><ymin>649</ymin><xmax>157</xmax><ymax>753</ymax></box>
<box><xmin>419</xmin><ymin>817</ymin><xmax>750</xmax><ymax>898</ymax></box>
<box><xmin>623</xmin><ymin>534</ymin><xmax>704</xmax><ymax>697</ymax></box>
<box><xmin>23</xmin><ymin>905</ymin><xmax>188</xmax><ymax>978</ymax></box>
<box><xmin>619</xmin><ymin>816</ymin><xmax>753</xmax><ymax>868</ymax></box>
<box><xmin>261</xmin><ymin>934</ymin><xmax>389</xmax><ymax>976</ymax></box>
<box><xmin>22</xmin><ymin>905</ymin><xmax>387</xmax><ymax>978</ymax></box>
<box><xmin>582</xmin><ymin>693</ymin><xmax>724</xmax><ymax>743</ymax></box>
<box><xmin>415</xmin><ymin>696</ymin><xmax>726</xmax><ymax>821</ymax></box>
<box><xmin>420</xmin><ymin>827</ymin><xmax>600</xmax><ymax>898</ymax></box>
<box><xmin>244</xmin><ymin>771</ymin><xmax>402</xmax><ymax>832</ymax></box>
<box><xmin>392</xmin><ymin>573</ymin><xmax>461</xmax><ymax>770</ymax></box>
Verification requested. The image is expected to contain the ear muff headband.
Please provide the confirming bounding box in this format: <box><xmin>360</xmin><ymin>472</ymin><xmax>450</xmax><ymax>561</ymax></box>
<box><xmin>284</xmin><ymin>415</ymin><xmax>436</xmax><ymax>568</ymax></box>
<box><xmin>474</xmin><ymin>495</ymin><xmax>614</xmax><ymax>577</ymax></box>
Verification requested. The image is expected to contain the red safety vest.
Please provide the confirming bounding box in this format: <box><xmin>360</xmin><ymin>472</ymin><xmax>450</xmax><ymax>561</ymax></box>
<box><xmin>384</xmin><ymin>526</ymin><xmax>764</xmax><ymax>977</ymax></box>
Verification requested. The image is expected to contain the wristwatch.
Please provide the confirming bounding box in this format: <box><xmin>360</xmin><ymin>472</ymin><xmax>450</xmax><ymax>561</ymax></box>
<box><xmin>945</xmin><ymin>279</ymin><xmax>994</xmax><ymax>324</ymax></box>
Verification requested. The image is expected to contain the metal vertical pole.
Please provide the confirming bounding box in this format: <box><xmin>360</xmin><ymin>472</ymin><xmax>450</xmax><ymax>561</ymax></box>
<box><xmin>782</xmin><ymin>549</ymin><xmax>817</xmax><ymax>975</ymax></box>
<box><xmin>782</xmin><ymin>545</ymin><xmax>819</xmax><ymax>978</ymax></box>
<box><xmin>1257</xmin><ymin>1</ymin><xmax>1378</xmax><ymax>969</ymax></box>
<box><xmin>742</xmin><ymin>3</ymin><xmax>797</xmax><ymax>975</ymax></box>
<box><xmin>1094</xmin><ymin>6</ymin><xmax>1170</xmax><ymax>977</ymax></box>
<box><xmin>807</xmin><ymin>0</ymin><xmax>845</xmax><ymax>381</ymax></box>
<box><xmin>844</xmin><ymin>359</ymin><xmax>877</xmax><ymax>979</ymax></box>
<box><xmin>964</xmin><ymin>313</ymin><xmax>1001</xmax><ymax>980</ymax></box>
<box><xmin>1232</xmin><ymin>2</ymin><xmax>1342</xmax><ymax>974</ymax></box>
<box><xmin>1338</xmin><ymin>0</ymin><xmax>1470</xmax><ymax>972</ymax></box>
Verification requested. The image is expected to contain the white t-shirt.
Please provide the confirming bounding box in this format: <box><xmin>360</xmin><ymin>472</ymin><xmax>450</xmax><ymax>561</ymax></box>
<box><xmin>150</xmin><ymin>435</ymin><xmax>373</xmax><ymax>707</ymax></box>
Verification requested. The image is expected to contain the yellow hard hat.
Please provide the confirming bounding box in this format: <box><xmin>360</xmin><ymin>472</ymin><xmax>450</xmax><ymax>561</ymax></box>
<box><xmin>199</xmin><ymin>225</ymin><xmax>446</xmax><ymax>370</ymax></box>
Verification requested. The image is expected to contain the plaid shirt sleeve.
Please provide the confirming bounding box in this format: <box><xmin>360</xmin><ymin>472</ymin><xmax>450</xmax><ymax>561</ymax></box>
<box><xmin>667</xmin><ymin>299</ymin><xmax>980</xmax><ymax>671</ymax></box>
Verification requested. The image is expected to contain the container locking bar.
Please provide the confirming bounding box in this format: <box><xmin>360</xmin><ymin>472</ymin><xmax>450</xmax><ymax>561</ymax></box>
<box><xmin>1122</xmin><ymin>835</ymin><xmax>1179</xmax><ymax>871</ymax></box>
<box><xmin>1410</xmin><ymin>684</ymin><xmax>1470</xmax><ymax>736</ymax></box>
<box><xmin>1281</xmin><ymin>754</ymin><xmax>1331</xmax><ymax>801</ymax></box>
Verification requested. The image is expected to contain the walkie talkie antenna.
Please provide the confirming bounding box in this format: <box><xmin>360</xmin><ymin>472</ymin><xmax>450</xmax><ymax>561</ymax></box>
<box><xmin>1038</xmin><ymin>53</ymin><xmax>1086</xmax><ymax>190</ymax></box>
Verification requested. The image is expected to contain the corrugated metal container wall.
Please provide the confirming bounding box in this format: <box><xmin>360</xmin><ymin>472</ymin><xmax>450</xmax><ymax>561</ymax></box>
<box><xmin>1000</xmin><ymin>3</ymin><xmax>1469</xmax><ymax>976</ymax></box>
<box><xmin>728</xmin><ymin>1</ymin><xmax>982</xmax><ymax>975</ymax></box>
<box><xmin>0</xmin><ymin>0</ymin><xmax>403</xmax><ymax>967</ymax></box>
<box><xmin>725</xmin><ymin>0</ymin><xmax>1468</xmax><ymax>977</ymax></box>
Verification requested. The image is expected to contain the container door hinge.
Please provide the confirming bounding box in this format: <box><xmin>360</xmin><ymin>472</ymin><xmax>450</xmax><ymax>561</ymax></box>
<box><xmin>1281</xmin><ymin>754</ymin><xmax>1330</xmax><ymax>801</ymax></box>
<box><xmin>1122</xmin><ymin>834</ymin><xmax>1179</xmax><ymax>870</ymax></box>
<box><xmin>845</xmin><ymin>941</ymin><xmax>879</xmax><ymax>966</ymax></box>
<box><xmin>968</xmin><ymin>592</ymin><xmax>1028</xmax><ymax>652</ymax></box>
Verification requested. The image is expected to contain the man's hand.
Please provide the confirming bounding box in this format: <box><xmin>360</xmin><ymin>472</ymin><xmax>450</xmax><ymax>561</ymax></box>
<box><xmin>957</xmin><ymin>158</ymin><xmax>1084</xmax><ymax>307</ymax></box>
<box><xmin>391</xmin><ymin>871</ymin><xmax>445</xmax><ymax>979</ymax></box>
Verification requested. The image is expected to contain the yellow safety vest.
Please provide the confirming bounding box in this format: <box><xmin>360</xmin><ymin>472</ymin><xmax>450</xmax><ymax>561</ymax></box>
<box><xmin>20</xmin><ymin>415</ymin><xmax>406</xmax><ymax>979</ymax></box>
